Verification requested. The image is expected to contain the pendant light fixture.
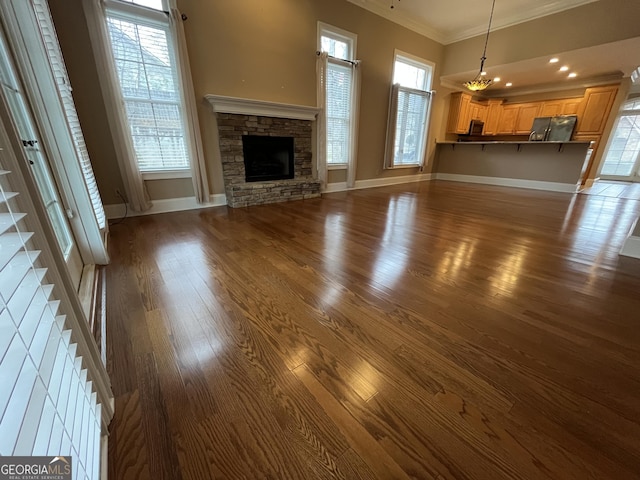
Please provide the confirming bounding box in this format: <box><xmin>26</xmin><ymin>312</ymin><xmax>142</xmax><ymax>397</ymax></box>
<box><xmin>464</xmin><ymin>0</ymin><xmax>497</xmax><ymax>92</ymax></box>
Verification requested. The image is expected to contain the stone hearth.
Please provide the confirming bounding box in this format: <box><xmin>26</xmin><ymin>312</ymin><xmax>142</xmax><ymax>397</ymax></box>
<box><xmin>206</xmin><ymin>95</ymin><xmax>322</xmax><ymax>208</ymax></box>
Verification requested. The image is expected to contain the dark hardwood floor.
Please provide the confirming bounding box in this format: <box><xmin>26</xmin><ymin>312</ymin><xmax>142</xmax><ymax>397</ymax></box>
<box><xmin>106</xmin><ymin>180</ymin><xmax>640</xmax><ymax>479</ymax></box>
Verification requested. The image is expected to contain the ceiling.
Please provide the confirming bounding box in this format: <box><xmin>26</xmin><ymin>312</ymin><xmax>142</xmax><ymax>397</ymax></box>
<box><xmin>346</xmin><ymin>0</ymin><xmax>598</xmax><ymax>44</ymax></box>
<box><xmin>347</xmin><ymin>0</ymin><xmax>640</xmax><ymax>95</ymax></box>
<box><xmin>440</xmin><ymin>37</ymin><xmax>640</xmax><ymax>96</ymax></box>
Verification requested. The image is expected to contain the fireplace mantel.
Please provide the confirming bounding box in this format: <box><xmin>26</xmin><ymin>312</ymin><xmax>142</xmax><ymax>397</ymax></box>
<box><xmin>205</xmin><ymin>94</ymin><xmax>319</xmax><ymax>121</ymax></box>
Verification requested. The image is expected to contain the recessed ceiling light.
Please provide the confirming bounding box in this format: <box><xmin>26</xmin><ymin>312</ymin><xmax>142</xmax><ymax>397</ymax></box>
<box><xmin>480</xmin><ymin>71</ymin><xmax>487</xmax><ymax>76</ymax></box>
<box><xmin>505</xmin><ymin>82</ymin><xmax>513</xmax><ymax>87</ymax></box>
<box><xmin>549</xmin><ymin>58</ymin><xmax>559</xmax><ymax>63</ymax></box>
<box><xmin>493</xmin><ymin>77</ymin><xmax>501</xmax><ymax>82</ymax></box>
<box><xmin>568</xmin><ymin>72</ymin><xmax>577</xmax><ymax>78</ymax></box>
<box><xmin>559</xmin><ymin>66</ymin><xmax>569</xmax><ymax>72</ymax></box>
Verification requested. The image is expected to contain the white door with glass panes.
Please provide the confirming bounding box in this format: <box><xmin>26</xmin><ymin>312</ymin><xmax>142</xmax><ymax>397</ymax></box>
<box><xmin>0</xmin><ymin>30</ymin><xmax>83</xmax><ymax>288</ymax></box>
<box><xmin>600</xmin><ymin>98</ymin><xmax>640</xmax><ymax>181</ymax></box>
<box><xmin>385</xmin><ymin>51</ymin><xmax>434</xmax><ymax>169</ymax></box>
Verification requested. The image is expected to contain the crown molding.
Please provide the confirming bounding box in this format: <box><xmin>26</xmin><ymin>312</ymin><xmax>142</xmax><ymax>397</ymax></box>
<box><xmin>345</xmin><ymin>0</ymin><xmax>445</xmax><ymax>44</ymax></box>
<box><xmin>444</xmin><ymin>0</ymin><xmax>599</xmax><ymax>44</ymax></box>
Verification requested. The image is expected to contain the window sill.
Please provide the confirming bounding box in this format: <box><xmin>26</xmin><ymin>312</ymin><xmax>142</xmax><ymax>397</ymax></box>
<box><xmin>387</xmin><ymin>164</ymin><xmax>422</xmax><ymax>169</ymax></box>
<box><xmin>142</xmin><ymin>170</ymin><xmax>191</xmax><ymax>180</ymax></box>
<box><xmin>327</xmin><ymin>164</ymin><xmax>348</xmax><ymax>171</ymax></box>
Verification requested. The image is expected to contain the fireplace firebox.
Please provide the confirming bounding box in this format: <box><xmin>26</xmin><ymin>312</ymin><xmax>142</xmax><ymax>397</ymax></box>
<box><xmin>242</xmin><ymin>135</ymin><xmax>294</xmax><ymax>182</ymax></box>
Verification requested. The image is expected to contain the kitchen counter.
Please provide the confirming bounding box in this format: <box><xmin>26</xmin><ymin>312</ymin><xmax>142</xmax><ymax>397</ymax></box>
<box><xmin>433</xmin><ymin>141</ymin><xmax>591</xmax><ymax>192</ymax></box>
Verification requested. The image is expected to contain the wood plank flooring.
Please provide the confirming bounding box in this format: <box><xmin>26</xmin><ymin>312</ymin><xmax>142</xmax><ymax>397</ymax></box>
<box><xmin>106</xmin><ymin>180</ymin><xmax>640</xmax><ymax>479</ymax></box>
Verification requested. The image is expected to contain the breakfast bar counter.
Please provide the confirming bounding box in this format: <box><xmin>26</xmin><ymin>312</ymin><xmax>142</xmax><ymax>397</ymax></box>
<box><xmin>433</xmin><ymin>141</ymin><xmax>592</xmax><ymax>192</ymax></box>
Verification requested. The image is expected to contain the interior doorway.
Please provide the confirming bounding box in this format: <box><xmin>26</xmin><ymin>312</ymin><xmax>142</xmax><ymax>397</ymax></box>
<box><xmin>599</xmin><ymin>98</ymin><xmax>640</xmax><ymax>181</ymax></box>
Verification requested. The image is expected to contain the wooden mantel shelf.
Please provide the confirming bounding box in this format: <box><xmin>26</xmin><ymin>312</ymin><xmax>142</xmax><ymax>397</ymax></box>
<box><xmin>205</xmin><ymin>94</ymin><xmax>320</xmax><ymax>121</ymax></box>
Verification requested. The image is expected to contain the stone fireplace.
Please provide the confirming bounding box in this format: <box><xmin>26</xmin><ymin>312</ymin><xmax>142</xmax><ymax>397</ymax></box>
<box><xmin>206</xmin><ymin>95</ymin><xmax>322</xmax><ymax>208</ymax></box>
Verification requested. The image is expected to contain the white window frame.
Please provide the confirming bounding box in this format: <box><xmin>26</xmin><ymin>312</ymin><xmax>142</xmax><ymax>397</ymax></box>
<box><xmin>598</xmin><ymin>96</ymin><xmax>640</xmax><ymax>180</ymax></box>
<box><xmin>104</xmin><ymin>0</ymin><xmax>191</xmax><ymax>178</ymax></box>
<box><xmin>0</xmin><ymin>0</ymin><xmax>109</xmax><ymax>265</ymax></box>
<box><xmin>0</xmin><ymin>89</ymin><xmax>113</xmax><ymax>461</ymax></box>
<box><xmin>318</xmin><ymin>22</ymin><xmax>357</xmax><ymax>171</ymax></box>
<box><xmin>385</xmin><ymin>50</ymin><xmax>435</xmax><ymax>169</ymax></box>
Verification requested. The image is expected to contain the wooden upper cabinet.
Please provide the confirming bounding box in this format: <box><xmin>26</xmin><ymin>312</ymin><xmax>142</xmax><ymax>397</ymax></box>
<box><xmin>540</xmin><ymin>101</ymin><xmax>563</xmax><ymax>117</ymax></box>
<box><xmin>483</xmin><ymin>100</ymin><xmax>503</xmax><ymax>135</ymax></box>
<box><xmin>445</xmin><ymin>84</ymin><xmax>619</xmax><ymax>138</ymax></box>
<box><xmin>515</xmin><ymin>103</ymin><xmax>541</xmax><ymax>134</ymax></box>
<box><xmin>561</xmin><ymin>99</ymin><xmax>581</xmax><ymax>115</ymax></box>
<box><xmin>496</xmin><ymin>105</ymin><xmax>519</xmax><ymax>134</ymax></box>
<box><xmin>447</xmin><ymin>92</ymin><xmax>472</xmax><ymax>134</ymax></box>
<box><xmin>540</xmin><ymin>98</ymin><xmax>582</xmax><ymax>117</ymax></box>
<box><xmin>575</xmin><ymin>85</ymin><xmax>619</xmax><ymax>135</ymax></box>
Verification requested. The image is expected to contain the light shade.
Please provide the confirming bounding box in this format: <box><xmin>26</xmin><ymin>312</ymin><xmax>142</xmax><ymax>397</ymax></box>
<box><xmin>464</xmin><ymin>77</ymin><xmax>493</xmax><ymax>91</ymax></box>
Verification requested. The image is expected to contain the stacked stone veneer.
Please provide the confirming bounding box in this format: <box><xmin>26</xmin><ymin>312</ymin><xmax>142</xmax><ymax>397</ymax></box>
<box><xmin>217</xmin><ymin>113</ymin><xmax>321</xmax><ymax>208</ymax></box>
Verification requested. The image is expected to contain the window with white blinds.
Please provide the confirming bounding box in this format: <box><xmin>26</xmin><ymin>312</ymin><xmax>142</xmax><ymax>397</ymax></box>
<box><xmin>385</xmin><ymin>53</ymin><xmax>434</xmax><ymax>168</ymax></box>
<box><xmin>326</xmin><ymin>61</ymin><xmax>353</xmax><ymax>165</ymax></box>
<box><xmin>320</xmin><ymin>25</ymin><xmax>356</xmax><ymax>166</ymax></box>
<box><xmin>105</xmin><ymin>1</ymin><xmax>189</xmax><ymax>172</ymax></box>
<box><xmin>32</xmin><ymin>0</ymin><xmax>106</xmax><ymax>230</ymax></box>
<box><xmin>0</xmin><ymin>168</ymin><xmax>101</xmax><ymax>478</ymax></box>
<box><xmin>391</xmin><ymin>86</ymin><xmax>430</xmax><ymax>167</ymax></box>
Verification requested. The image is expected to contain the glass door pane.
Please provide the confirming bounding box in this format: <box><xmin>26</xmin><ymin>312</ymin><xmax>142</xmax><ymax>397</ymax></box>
<box><xmin>0</xmin><ymin>36</ymin><xmax>74</xmax><ymax>257</ymax></box>
<box><xmin>600</xmin><ymin>110</ymin><xmax>640</xmax><ymax>179</ymax></box>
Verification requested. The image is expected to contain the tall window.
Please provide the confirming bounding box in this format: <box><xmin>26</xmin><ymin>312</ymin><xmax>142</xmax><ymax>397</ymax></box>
<box><xmin>105</xmin><ymin>0</ymin><xmax>189</xmax><ymax>173</ymax></box>
<box><xmin>600</xmin><ymin>98</ymin><xmax>640</xmax><ymax>179</ymax></box>
<box><xmin>318</xmin><ymin>24</ymin><xmax>357</xmax><ymax>167</ymax></box>
<box><xmin>385</xmin><ymin>51</ymin><xmax>434</xmax><ymax>168</ymax></box>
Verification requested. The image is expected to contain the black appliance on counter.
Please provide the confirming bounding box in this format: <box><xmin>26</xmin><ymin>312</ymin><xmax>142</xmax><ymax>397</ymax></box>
<box><xmin>530</xmin><ymin>115</ymin><xmax>577</xmax><ymax>142</ymax></box>
<box><xmin>457</xmin><ymin>120</ymin><xmax>485</xmax><ymax>141</ymax></box>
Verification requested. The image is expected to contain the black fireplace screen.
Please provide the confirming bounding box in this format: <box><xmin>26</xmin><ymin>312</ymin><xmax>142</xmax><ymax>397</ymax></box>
<box><xmin>242</xmin><ymin>135</ymin><xmax>294</xmax><ymax>182</ymax></box>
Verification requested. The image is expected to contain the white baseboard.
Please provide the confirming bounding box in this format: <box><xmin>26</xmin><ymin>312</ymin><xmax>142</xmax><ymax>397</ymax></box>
<box><xmin>107</xmin><ymin>174</ymin><xmax>434</xmax><ymax>219</ymax></box>
<box><xmin>323</xmin><ymin>173</ymin><xmax>432</xmax><ymax>193</ymax></box>
<box><xmin>620</xmin><ymin>219</ymin><xmax>640</xmax><ymax>259</ymax></box>
<box><xmin>620</xmin><ymin>236</ymin><xmax>640</xmax><ymax>259</ymax></box>
<box><xmin>105</xmin><ymin>193</ymin><xmax>227</xmax><ymax>219</ymax></box>
<box><xmin>323</xmin><ymin>182</ymin><xmax>348</xmax><ymax>193</ymax></box>
<box><xmin>434</xmin><ymin>173</ymin><xmax>578</xmax><ymax>193</ymax></box>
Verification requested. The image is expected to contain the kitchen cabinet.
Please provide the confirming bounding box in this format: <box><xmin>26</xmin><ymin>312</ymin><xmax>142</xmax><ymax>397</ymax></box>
<box><xmin>483</xmin><ymin>100</ymin><xmax>503</xmax><ymax>135</ymax></box>
<box><xmin>447</xmin><ymin>92</ymin><xmax>472</xmax><ymax>134</ymax></box>
<box><xmin>515</xmin><ymin>103</ymin><xmax>541</xmax><ymax>134</ymax></box>
<box><xmin>446</xmin><ymin>83</ymin><xmax>619</xmax><ymax>138</ymax></box>
<box><xmin>539</xmin><ymin>98</ymin><xmax>582</xmax><ymax>117</ymax></box>
<box><xmin>561</xmin><ymin>99</ymin><xmax>581</xmax><ymax>115</ymax></box>
<box><xmin>469</xmin><ymin>103</ymin><xmax>487</xmax><ymax>122</ymax></box>
<box><xmin>539</xmin><ymin>100</ymin><xmax>563</xmax><ymax>117</ymax></box>
<box><xmin>575</xmin><ymin>85</ymin><xmax>619</xmax><ymax>135</ymax></box>
<box><xmin>496</xmin><ymin>105</ymin><xmax>520</xmax><ymax>134</ymax></box>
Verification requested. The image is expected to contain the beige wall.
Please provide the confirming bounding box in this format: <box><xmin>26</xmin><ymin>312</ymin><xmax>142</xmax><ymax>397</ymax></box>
<box><xmin>49</xmin><ymin>0</ymin><xmax>640</xmax><ymax>206</ymax></box>
<box><xmin>182</xmin><ymin>0</ymin><xmax>447</xmax><ymax>188</ymax></box>
<box><xmin>50</xmin><ymin>0</ymin><xmax>447</xmax><ymax>204</ymax></box>
<box><xmin>443</xmin><ymin>0</ymin><xmax>640</xmax><ymax>76</ymax></box>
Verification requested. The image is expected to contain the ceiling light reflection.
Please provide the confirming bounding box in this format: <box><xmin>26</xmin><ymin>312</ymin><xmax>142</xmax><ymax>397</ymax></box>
<box><xmin>490</xmin><ymin>244</ymin><xmax>529</xmax><ymax>297</ymax></box>
<box><xmin>371</xmin><ymin>195</ymin><xmax>416</xmax><ymax>289</ymax></box>
<box><xmin>436</xmin><ymin>239</ymin><xmax>477</xmax><ymax>283</ymax></box>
